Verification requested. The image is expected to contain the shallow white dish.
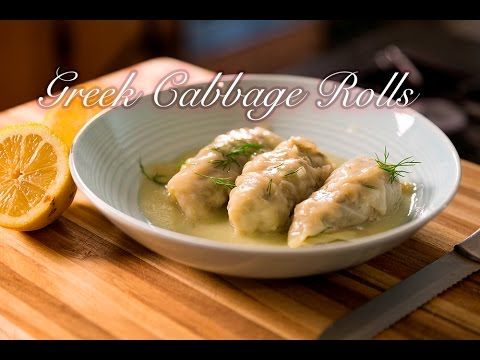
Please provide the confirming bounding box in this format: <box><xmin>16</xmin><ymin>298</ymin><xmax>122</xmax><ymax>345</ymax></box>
<box><xmin>70</xmin><ymin>74</ymin><xmax>460</xmax><ymax>278</ymax></box>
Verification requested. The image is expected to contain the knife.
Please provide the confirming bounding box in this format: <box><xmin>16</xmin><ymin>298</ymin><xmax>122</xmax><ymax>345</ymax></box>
<box><xmin>318</xmin><ymin>228</ymin><xmax>480</xmax><ymax>339</ymax></box>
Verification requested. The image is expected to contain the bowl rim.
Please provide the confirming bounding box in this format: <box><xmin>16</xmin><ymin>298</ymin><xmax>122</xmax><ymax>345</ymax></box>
<box><xmin>70</xmin><ymin>73</ymin><xmax>461</xmax><ymax>255</ymax></box>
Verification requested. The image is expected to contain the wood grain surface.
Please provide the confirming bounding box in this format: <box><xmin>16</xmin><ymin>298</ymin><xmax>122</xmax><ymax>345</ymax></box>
<box><xmin>0</xmin><ymin>58</ymin><xmax>479</xmax><ymax>339</ymax></box>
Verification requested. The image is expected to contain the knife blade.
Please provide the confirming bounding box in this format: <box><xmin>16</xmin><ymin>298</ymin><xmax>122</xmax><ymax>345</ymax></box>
<box><xmin>318</xmin><ymin>228</ymin><xmax>480</xmax><ymax>340</ymax></box>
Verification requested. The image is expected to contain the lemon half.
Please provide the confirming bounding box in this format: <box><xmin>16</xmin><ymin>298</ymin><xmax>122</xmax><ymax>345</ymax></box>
<box><xmin>0</xmin><ymin>124</ymin><xmax>77</xmax><ymax>230</ymax></box>
<box><xmin>44</xmin><ymin>83</ymin><xmax>108</xmax><ymax>148</ymax></box>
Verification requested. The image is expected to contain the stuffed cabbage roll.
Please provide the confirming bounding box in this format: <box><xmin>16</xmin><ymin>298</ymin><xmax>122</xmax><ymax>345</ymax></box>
<box><xmin>288</xmin><ymin>156</ymin><xmax>403</xmax><ymax>248</ymax></box>
<box><xmin>166</xmin><ymin>127</ymin><xmax>282</xmax><ymax>220</ymax></box>
<box><xmin>227</xmin><ymin>137</ymin><xmax>333</xmax><ymax>233</ymax></box>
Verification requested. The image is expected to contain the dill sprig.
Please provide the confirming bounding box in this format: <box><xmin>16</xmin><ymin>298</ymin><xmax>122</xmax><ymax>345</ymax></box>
<box><xmin>210</xmin><ymin>156</ymin><xmax>240</xmax><ymax>171</ymax></box>
<box><xmin>210</xmin><ymin>142</ymin><xmax>263</xmax><ymax>171</ymax></box>
<box><xmin>229</xmin><ymin>142</ymin><xmax>263</xmax><ymax>157</ymax></box>
<box><xmin>176</xmin><ymin>158</ymin><xmax>187</xmax><ymax>171</ymax></box>
<box><xmin>195</xmin><ymin>172</ymin><xmax>236</xmax><ymax>189</ymax></box>
<box><xmin>374</xmin><ymin>147</ymin><xmax>420</xmax><ymax>183</ymax></box>
<box><xmin>266</xmin><ymin>178</ymin><xmax>273</xmax><ymax>196</ymax></box>
<box><xmin>283</xmin><ymin>166</ymin><xmax>303</xmax><ymax>177</ymax></box>
<box><xmin>139</xmin><ymin>159</ymin><xmax>167</xmax><ymax>185</ymax></box>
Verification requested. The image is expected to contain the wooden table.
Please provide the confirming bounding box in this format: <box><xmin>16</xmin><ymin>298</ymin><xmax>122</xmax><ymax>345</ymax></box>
<box><xmin>1</xmin><ymin>58</ymin><xmax>479</xmax><ymax>340</ymax></box>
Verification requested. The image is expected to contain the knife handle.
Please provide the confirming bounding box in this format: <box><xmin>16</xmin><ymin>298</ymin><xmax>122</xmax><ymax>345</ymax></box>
<box><xmin>454</xmin><ymin>228</ymin><xmax>480</xmax><ymax>263</ymax></box>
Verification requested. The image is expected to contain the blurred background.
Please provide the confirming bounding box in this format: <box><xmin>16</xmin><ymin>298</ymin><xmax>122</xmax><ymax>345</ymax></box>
<box><xmin>1</xmin><ymin>20</ymin><xmax>479</xmax><ymax>162</ymax></box>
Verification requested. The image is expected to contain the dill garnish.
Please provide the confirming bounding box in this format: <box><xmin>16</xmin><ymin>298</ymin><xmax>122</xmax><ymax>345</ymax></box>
<box><xmin>139</xmin><ymin>160</ymin><xmax>167</xmax><ymax>185</ymax></box>
<box><xmin>195</xmin><ymin>172</ymin><xmax>236</xmax><ymax>189</ymax></box>
<box><xmin>266</xmin><ymin>178</ymin><xmax>273</xmax><ymax>196</ymax></box>
<box><xmin>283</xmin><ymin>166</ymin><xmax>303</xmax><ymax>177</ymax></box>
<box><xmin>362</xmin><ymin>184</ymin><xmax>377</xmax><ymax>189</ymax></box>
<box><xmin>271</xmin><ymin>162</ymin><xmax>284</xmax><ymax>169</ymax></box>
<box><xmin>176</xmin><ymin>158</ymin><xmax>187</xmax><ymax>171</ymax></box>
<box><xmin>210</xmin><ymin>157</ymin><xmax>240</xmax><ymax>171</ymax></box>
<box><xmin>230</xmin><ymin>142</ymin><xmax>263</xmax><ymax>156</ymax></box>
<box><xmin>375</xmin><ymin>147</ymin><xmax>420</xmax><ymax>183</ymax></box>
<box><xmin>210</xmin><ymin>142</ymin><xmax>263</xmax><ymax>171</ymax></box>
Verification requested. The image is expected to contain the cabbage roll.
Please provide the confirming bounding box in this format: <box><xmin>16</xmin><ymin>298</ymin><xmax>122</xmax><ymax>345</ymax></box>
<box><xmin>288</xmin><ymin>156</ymin><xmax>403</xmax><ymax>248</ymax></box>
<box><xmin>227</xmin><ymin>137</ymin><xmax>333</xmax><ymax>233</ymax></box>
<box><xmin>166</xmin><ymin>127</ymin><xmax>282</xmax><ymax>220</ymax></box>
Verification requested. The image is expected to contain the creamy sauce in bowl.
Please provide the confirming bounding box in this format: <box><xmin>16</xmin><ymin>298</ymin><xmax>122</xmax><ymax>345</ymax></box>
<box><xmin>138</xmin><ymin>151</ymin><xmax>416</xmax><ymax>247</ymax></box>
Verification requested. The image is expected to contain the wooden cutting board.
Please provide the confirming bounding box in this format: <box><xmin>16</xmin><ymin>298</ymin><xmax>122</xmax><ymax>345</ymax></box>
<box><xmin>0</xmin><ymin>58</ymin><xmax>479</xmax><ymax>340</ymax></box>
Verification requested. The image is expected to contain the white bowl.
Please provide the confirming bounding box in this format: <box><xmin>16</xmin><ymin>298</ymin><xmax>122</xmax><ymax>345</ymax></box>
<box><xmin>70</xmin><ymin>74</ymin><xmax>460</xmax><ymax>278</ymax></box>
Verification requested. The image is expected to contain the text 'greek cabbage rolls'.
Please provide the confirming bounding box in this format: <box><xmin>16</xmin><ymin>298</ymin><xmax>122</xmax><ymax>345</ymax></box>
<box><xmin>166</xmin><ymin>127</ymin><xmax>282</xmax><ymax>220</ymax></box>
<box><xmin>288</xmin><ymin>156</ymin><xmax>404</xmax><ymax>248</ymax></box>
<box><xmin>227</xmin><ymin>137</ymin><xmax>333</xmax><ymax>234</ymax></box>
